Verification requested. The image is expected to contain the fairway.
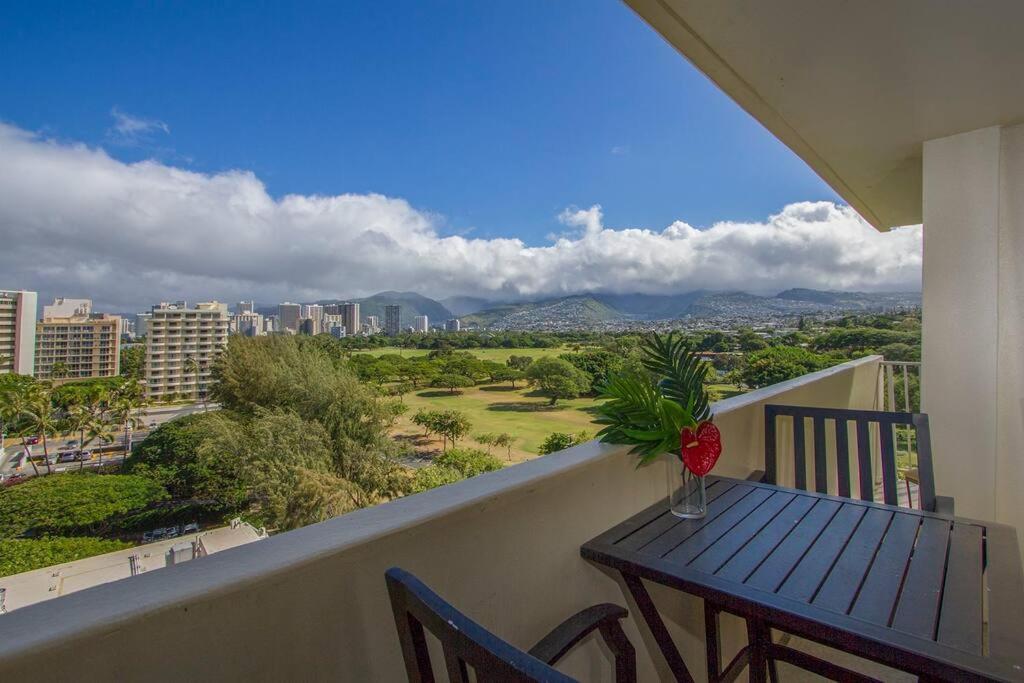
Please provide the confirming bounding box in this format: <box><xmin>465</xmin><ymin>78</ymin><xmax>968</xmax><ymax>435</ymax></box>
<box><xmin>354</xmin><ymin>346</ymin><xmax>575</xmax><ymax>363</ymax></box>
<box><xmin>393</xmin><ymin>383</ymin><xmax>601</xmax><ymax>462</ymax></box>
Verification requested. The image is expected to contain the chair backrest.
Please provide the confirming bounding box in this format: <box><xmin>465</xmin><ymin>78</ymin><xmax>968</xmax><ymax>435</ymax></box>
<box><xmin>764</xmin><ymin>405</ymin><xmax>936</xmax><ymax>512</ymax></box>
<box><xmin>385</xmin><ymin>567</ymin><xmax>576</xmax><ymax>683</ymax></box>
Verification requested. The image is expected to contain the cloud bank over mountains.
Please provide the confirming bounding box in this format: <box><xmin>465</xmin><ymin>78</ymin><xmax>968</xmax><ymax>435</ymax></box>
<box><xmin>0</xmin><ymin>123</ymin><xmax>922</xmax><ymax>312</ymax></box>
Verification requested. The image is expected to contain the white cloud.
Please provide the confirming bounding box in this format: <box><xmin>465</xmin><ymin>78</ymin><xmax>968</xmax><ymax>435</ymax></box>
<box><xmin>0</xmin><ymin>123</ymin><xmax>921</xmax><ymax>312</ymax></box>
<box><xmin>107</xmin><ymin>108</ymin><xmax>170</xmax><ymax>145</ymax></box>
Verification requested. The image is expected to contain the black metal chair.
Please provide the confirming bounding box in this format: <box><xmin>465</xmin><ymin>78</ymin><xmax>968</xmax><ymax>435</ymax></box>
<box><xmin>763</xmin><ymin>404</ymin><xmax>952</xmax><ymax>514</ymax></box>
<box><xmin>386</xmin><ymin>567</ymin><xmax>637</xmax><ymax>683</ymax></box>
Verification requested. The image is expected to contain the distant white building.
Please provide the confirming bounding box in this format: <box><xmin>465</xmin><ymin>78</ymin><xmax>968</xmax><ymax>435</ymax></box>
<box><xmin>232</xmin><ymin>311</ymin><xmax>264</xmax><ymax>337</ymax></box>
<box><xmin>364</xmin><ymin>315</ymin><xmax>380</xmax><ymax>334</ymax></box>
<box><xmin>145</xmin><ymin>301</ymin><xmax>229</xmax><ymax>400</ymax></box>
<box><xmin>445</xmin><ymin>318</ymin><xmax>461</xmax><ymax>332</ymax></box>
<box><xmin>42</xmin><ymin>297</ymin><xmax>91</xmax><ymax>319</ymax></box>
<box><xmin>413</xmin><ymin>315</ymin><xmax>429</xmax><ymax>333</ymax></box>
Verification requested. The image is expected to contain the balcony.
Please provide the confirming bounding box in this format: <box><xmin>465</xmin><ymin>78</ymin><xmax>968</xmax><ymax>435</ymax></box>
<box><xmin>0</xmin><ymin>357</ymin><xmax>891</xmax><ymax>679</ymax></box>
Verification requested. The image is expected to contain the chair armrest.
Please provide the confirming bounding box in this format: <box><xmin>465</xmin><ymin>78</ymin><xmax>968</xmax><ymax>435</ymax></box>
<box><xmin>746</xmin><ymin>470</ymin><xmax>766</xmax><ymax>482</ymax></box>
<box><xmin>935</xmin><ymin>495</ymin><xmax>955</xmax><ymax>516</ymax></box>
<box><xmin>529</xmin><ymin>604</ymin><xmax>635</xmax><ymax>681</ymax></box>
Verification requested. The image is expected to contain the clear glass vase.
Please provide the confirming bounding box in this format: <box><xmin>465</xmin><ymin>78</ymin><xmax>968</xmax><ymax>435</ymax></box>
<box><xmin>665</xmin><ymin>453</ymin><xmax>707</xmax><ymax>518</ymax></box>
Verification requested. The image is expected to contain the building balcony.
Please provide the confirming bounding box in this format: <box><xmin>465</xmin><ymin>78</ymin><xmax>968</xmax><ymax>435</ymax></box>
<box><xmin>0</xmin><ymin>357</ymin><xmax>917</xmax><ymax>680</ymax></box>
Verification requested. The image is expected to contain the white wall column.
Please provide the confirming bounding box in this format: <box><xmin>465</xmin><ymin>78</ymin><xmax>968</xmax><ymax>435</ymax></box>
<box><xmin>923</xmin><ymin>125</ymin><xmax>1024</xmax><ymax>533</ymax></box>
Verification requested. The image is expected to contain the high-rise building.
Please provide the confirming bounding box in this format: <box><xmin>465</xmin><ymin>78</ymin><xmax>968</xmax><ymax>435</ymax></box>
<box><xmin>232</xmin><ymin>312</ymin><xmax>264</xmax><ymax>337</ymax></box>
<box><xmin>341</xmin><ymin>303</ymin><xmax>360</xmax><ymax>338</ymax></box>
<box><xmin>0</xmin><ymin>290</ymin><xmax>37</xmax><ymax>375</ymax></box>
<box><xmin>237</xmin><ymin>301</ymin><xmax>255</xmax><ymax>315</ymax></box>
<box><xmin>299</xmin><ymin>317</ymin><xmax>320</xmax><ymax>335</ymax></box>
<box><xmin>42</xmin><ymin>298</ymin><xmax>91</xmax><ymax>319</ymax></box>
<box><xmin>413</xmin><ymin>315</ymin><xmax>429</xmax><ymax>333</ymax></box>
<box><xmin>445</xmin><ymin>319</ymin><xmax>461</xmax><ymax>332</ymax></box>
<box><xmin>35</xmin><ymin>301</ymin><xmax>121</xmax><ymax>383</ymax></box>
<box><xmin>302</xmin><ymin>304</ymin><xmax>323</xmax><ymax>323</ymax></box>
<box><xmin>384</xmin><ymin>305</ymin><xmax>401</xmax><ymax>336</ymax></box>
<box><xmin>134</xmin><ymin>312</ymin><xmax>152</xmax><ymax>338</ymax></box>
<box><xmin>364</xmin><ymin>315</ymin><xmax>380</xmax><ymax>334</ymax></box>
<box><xmin>145</xmin><ymin>301</ymin><xmax>229</xmax><ymax>401</ymax></box>
<box><xmin>263</xmin><ymin>315</ymin><xmax>278</xmax><ymax>334</ymax></box>
<box><xmin>278</xmin><ymin>302</ymin><xmax>301</xmax><ymax>332</ymax></box>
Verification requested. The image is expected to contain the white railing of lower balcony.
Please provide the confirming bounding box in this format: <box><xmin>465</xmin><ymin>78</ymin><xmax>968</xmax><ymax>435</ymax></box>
<box><xmin>0</xmin><ymin>356</ymin><xmax>882</xmax><ymax>682</ymax></box>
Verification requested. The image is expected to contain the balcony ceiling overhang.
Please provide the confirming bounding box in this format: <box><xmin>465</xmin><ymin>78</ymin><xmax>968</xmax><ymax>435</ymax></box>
<box><xmin>623</xmin><ymin>0</ymin><xmax>1024</xmax><ymax>230</ymax></box>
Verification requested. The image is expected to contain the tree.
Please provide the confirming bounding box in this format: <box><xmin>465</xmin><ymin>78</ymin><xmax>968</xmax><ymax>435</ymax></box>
<box><xmin>474</xmin><ymin>432</ymin><xmax>497</xmax><ymax>453</ymax></box>
<box><xmin>120</xmin><ymin>345</ymin><xmax>146</xmax><ymax>380</ymax></box>
<box><xmin>410</xmin><ymin>448</ymin><xmax>503</xmax><ymax>494</ymax></box>
<box><xmin>434</xmin><ymin>410</ymin><xmax>471</xmax><ymax>450</ymax></box>
<box><xmin>430</xmin><ymin>373</ymin><xmax>474</xmax><ymax>395</ymax></box>
<box><xmin>538</xmin><ymin>431</ymin><xmax>591</xmax><ymax>455</ymax></box>
<box><xmin>506</xmin><ymin>355</ymin><xmax>534</xmax><ymax>371</ymax></box>
<box><xmin>110</xmin><ymin>385</ymin><xmax>145</xmax><ymax>462</ymax></box>
<box><xmin>412</xmin><ymin>409</ymin><xmax>439</xmax><ymax>437</ymax></box>
<box><xmin>492</xmin><ymin>432</ymin><xmax>514</xmax><ymax>461</ymax></box>
<box><xmin>0</xmin><ymin>472</ymin><xmax>168</xmax><ymax>538</ymax></box>
<box><xmin>20</xmin><ymin>384</ymin><xmax>59</xmax><ymax>475</ymax></box>
<box><xmin>559</xmin><ymin>350</ymin><xmax>621</xmax><ymax>389</ymax></box>
<box><xmin>525</xmin><ymin>357</ymin><xmax>591</xmax><ymax>405</ymax></box>
<box><xmin>739</xmin><ymin>346</ymin><xmax>831</xmax><ymax>388</ymax></box>
<box><xmin>50</xmin><ymin>361</ymin><xmax>70</xmax><ymax>382</ymax></box>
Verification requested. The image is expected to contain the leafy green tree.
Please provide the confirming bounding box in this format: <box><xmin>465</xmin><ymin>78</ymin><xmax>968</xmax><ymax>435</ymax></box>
<box><xmin>525</xmin><ymin>357</ymin><xmax>591</xmax><ymax>405</ymax></box>
<box><xmin>813</xmin><ymin>327</ymin><xmax>917</xmax><ymax>352</ymax></box>
<box><xmin>1</xmin><ymin>537</ymin><xmax>133</xmax><ymax>576</ymax></box>
<box><xmin>430</xmin><ymin>373</ymin><xmax>474</xmax><ymax>395</ymax></box>
<box><xmin>50</xmin><ymin>361</ymin><xmax>70</xmax><ymax>382</ymax></box>
<box><xmin>410</xmin><ymin>448</ymin><xmax>503</xmax><ymax>493</ymax></box>
<box><xmin>435</xmin><ymin>410</ymin><xmax>471</xmax><ymax>450</ymax></box>
<box><xmin>492</xmin><ymin>432</ymin><xmax>514</xmax><ymax>461</ymax></box>
<box><xmin>474</xmin><ymin>432</ymin><xmax>497</xmax><ymax>453</ymax></box>
<box><xmin>0</xmin><ymin>472</ymin><xmax>168</xmax><ymax>538</ymax></box>
<box><xmin>538</xmin><ymin>431</ymin><xmax>591</xmax><ymax>455</ymax></box>
<box><xmin>559</xmin><ymin>350</ymin><xmax>622</xmax><ymax>389</ymax></box>
<box><xmin>125</xmin><ymin>412</ymin><xmax>235</xmax><ymax>499</ymax></box>
<box><xmin>506</xmin><ymin>355</ymin><xmax>534</xmax><ymax>371</ymax></box>
<box><xmin>120</xmin><ymin>345</ymin><xmax>146</xmax><ymax>380</ymax></box>
<box><xmin>739</xmin><ymin>346</ymin><xmax>831</xmax><ymax>388</ymax></box>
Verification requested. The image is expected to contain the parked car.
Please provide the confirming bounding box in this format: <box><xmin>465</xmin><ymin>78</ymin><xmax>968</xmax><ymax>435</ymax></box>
<box><xmin>1</xmin><ymin>474</ymin><xmax>27</xmax><ymax>488</ymax></box>
<box><xmin>164</xmin><ymin>526</ymin><xmax>181</xmax><ymax>538</ymax></box>
<box><xmin>148</xmin><ymin>421</ymin><xmax>157</xmax><ymax>429</ymax></box>
<box><xmin>78</xmin><ymin>450</ymin><xmax>91</xmax><ymax>460</ymax></box>
<box><xmin>25</xmin><ymin>436</ymin><xmax>40</xmax><ymax>445</ymax></box>
<box><xmin>182</xmin><ymin>522</ymin><xmax>200</xmax><ymax>534</ymax></box>
<box><xmin>57</xmin><ymin>452</ymin><xmax>77</xmax><ymax>463</ymax></box>
<box><xmin>65</xmin><ymin>440</ymin><xmax>80</xmax><ymax>449</ymax></box>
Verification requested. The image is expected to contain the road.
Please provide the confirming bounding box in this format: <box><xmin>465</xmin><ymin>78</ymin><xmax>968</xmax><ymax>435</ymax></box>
<box><xmin>0</xmin><ymin>402</ymin><xmax>217</xmax><ymax>480</ymax></box>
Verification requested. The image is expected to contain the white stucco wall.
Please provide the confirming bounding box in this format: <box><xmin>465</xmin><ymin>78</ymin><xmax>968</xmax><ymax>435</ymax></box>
<box><xmin>923</xmin><ymin>124</ymin><xmax>1024</xmax><ymax>537</ymax></box>
<box><xmin>0</xmin><ymin>358</ymin><xmax>880</xmax><ymax>682</ymax></box>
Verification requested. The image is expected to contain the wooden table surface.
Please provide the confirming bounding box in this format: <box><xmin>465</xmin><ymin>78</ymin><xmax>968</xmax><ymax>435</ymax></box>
<box><xmin>582</xmin><ymin>476</ymin><xmax>1024</xmax><ymax>681</ymax></box>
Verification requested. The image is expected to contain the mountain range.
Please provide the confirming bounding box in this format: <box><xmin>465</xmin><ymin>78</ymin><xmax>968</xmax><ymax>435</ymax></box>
<box><xmin>252</xmin><ymin>288</ymin><xmax>919</xmax><ymax>330</ymax></box>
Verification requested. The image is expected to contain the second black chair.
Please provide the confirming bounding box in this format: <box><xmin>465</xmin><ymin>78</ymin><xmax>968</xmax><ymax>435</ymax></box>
<box><xmin>385</xmin><ymin>567</ymin><xmax>636</xmax><ymax>682</ymax></box>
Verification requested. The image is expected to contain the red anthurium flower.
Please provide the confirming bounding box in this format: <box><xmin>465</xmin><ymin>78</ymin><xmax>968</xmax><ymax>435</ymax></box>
<box><xmin>680</xmin><ymin>421</ymin><xmax>722</xmax><ymax>477</ymax></box>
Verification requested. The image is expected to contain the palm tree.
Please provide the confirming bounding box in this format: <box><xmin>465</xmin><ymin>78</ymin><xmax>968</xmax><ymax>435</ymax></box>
<box><xmin>0</xmin><ymin>379</ymin><xmax>39</xmax><ymax>476</ymax></box>
<box><xmin>111</xmin><ymin>389</ymin><xmax>145</xmax><ymax>462</ymax></box>
<box><xmin>21</xmin><ymin>385</ymin><xmax>59</xmax><ymax>475</ymax></box>
<box><xmin>50</xmin><ymin>361</ymin><xmax>69</xmax><ymax>383</ymax></box>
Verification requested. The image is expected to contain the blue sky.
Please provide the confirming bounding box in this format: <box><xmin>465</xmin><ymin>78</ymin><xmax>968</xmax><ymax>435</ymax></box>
<box><xmin>0</xmin><ymin>0</ymin><xmax>840</xmax><ymax>245</ymax></box>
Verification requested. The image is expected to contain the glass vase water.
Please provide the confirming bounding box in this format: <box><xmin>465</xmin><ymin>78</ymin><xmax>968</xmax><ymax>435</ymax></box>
<box><xmin>665</xmin><ymin>453</ymin><xmax>707</xmax><ymax>518</ymax></box>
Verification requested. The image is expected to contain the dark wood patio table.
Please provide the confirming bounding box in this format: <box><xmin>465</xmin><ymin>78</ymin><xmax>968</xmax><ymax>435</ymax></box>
<box><xmin>581</xmin><ymin>475</ymin><xmax>1024</xmax><ymax>682</ymax></box>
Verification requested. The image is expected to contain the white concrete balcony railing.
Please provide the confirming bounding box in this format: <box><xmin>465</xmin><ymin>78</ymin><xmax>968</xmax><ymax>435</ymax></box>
<box><xmin>0</xmin><ymin>357</ymin><xmax>882</xmax><ymax>681</ymax></box>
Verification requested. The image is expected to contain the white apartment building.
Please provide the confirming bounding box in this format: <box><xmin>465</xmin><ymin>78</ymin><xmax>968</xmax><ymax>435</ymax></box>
<box><xmin>412</xmin><ymin>315</ymin><xmax>429</xmax><ymax>333</ymax></box>
<box><xmin>445</xmin><ymin>318</ymin><xmax>461</xmax><ymax>332</ymax></box>
<box><xmin>35</xmin><ymin>301</ymin><xmax>121</xmax><ymax>383</ymax></box>
<box><xmin>145</xmin><ymin>301</ymin><xmax>229</xmax><ymax>400</ymax></box>
<box><xmin>0</xmin><ymin>290</ymin><xmax>37</xmax><ymax>375</ymax></box>
<box><xmin>364</xmin><ymin>315</ymin><xmax>380</xmax><ymax>335</ymax></box>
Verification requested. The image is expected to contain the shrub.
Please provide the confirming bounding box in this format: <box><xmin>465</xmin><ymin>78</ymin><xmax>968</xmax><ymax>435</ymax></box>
<box><xmin>0</xmin><ymin>537</ymin><xmax>133</xmax><ymax>577</ymax></box>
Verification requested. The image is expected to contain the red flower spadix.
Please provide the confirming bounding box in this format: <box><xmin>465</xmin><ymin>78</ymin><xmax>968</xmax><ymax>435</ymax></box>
<box><xmin>680</xmin><ymin>421</ymin><xmax>722</xmax><ymax>477</ymax></box>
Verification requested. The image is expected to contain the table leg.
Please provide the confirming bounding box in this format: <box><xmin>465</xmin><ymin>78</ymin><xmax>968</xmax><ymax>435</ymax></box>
<box><xmin>704</xmin><ymin>602</ymin><xmax>722</xmax><ymax>681</ymax></box>
<box><xmin>746</xmin><ymin>619</ymin><xmax>769</xmax><ymax>683</ymax></box>
<box><xmin>621</xmin><ymin>572</ymin><xmax>695</xmax><ymax>683</ymax></box>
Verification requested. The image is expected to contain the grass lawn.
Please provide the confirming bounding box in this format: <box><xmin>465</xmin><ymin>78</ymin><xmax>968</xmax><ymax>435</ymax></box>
<box><xmin>353</xmin><ymin>346</ymin><xmax>577</xmax><ymax>364</ymax></box>
<box><xmin>393</xmin><ymin>383</ymin><xmax>601</xmax><ymax>462</ymax></box>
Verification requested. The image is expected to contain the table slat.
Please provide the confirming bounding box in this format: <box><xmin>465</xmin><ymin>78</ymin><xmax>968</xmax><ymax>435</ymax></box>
<box><xmin>744</xmin><ymin>498</ymin><xmax>841</xmax><ymax>593</ymax></box>
<box><xmin>811</xmin><ymin>507</ymin><xmax>893</xmax><ymax>614</ymax></box>
<box><xmin>688</xmin><ymin>492</ymin><xmax>795</xmax><ymax>575</ymax></box>
<box><xmin>661</xmin><ymin>488</ymin><xmax>774</xmax><ymax>564</ymax></box>
<box><xmin>616</xmin><ymin>480</ymin><xmax>736</xmax><ymax>552</ymax></box>
<box><xmin>715</xmin><ymin>494</ymin><xmax>817</xmax><ymax>583</ymax></box>
<box><xmin>891</xmin><ymin>517</ymin><xmax>952</xmax><ymax>640</ymax></box>
<box><xmin>849</xmin><ymin>512</ymin><xmax>920</xmax><ymax>624</ymax></box>
<box><xmin>778</xmin><ymin>504</ymin><xmax>867</xmax><ymax>602</ymax></box>
<box><xmin>637</xmin><ymin>483</ymin><xmax>753</xmax><ymax>556</ymax></box>
<box><xmin>936</xmin><ymin>523</ymin><xmax>983</xmax><ymax>654</ymax></box>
